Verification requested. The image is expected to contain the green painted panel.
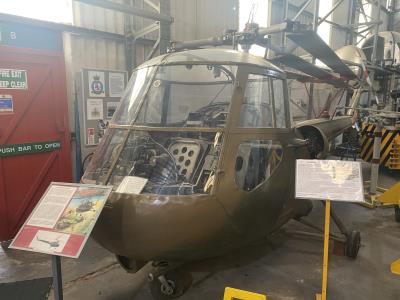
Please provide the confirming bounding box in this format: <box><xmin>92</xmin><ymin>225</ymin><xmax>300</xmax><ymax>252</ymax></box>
<box><xmin>0</xmin><ymin>141</ymin><xmax>61</xmax><ymax>157</ymax></box>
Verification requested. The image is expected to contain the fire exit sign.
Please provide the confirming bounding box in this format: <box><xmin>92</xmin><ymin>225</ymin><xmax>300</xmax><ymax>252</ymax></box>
<box><xmin>0</xmin><ymin>69</ymin><xmax>28</xmax><ymax>89</ymax></box>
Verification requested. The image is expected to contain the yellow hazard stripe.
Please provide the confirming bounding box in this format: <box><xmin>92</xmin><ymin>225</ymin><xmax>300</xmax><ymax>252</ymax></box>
<box><xmin>360</xmin><ymin>124</ymin><xmax>400</xmax><ymax>169</ymax></box>
<box><xmin>360</xmin><ymin>124</ymin><xmax>375</xmax><ymax>160</ymax></box>
<box><xmin>381</xmin><ymin>130</ymin><xmax>395</xmax><ymax>166</ymax></box>
<box><xmin>361</xmin><ymin>137</ymin><xmax>374</xmax><ymax>159</ymax></box>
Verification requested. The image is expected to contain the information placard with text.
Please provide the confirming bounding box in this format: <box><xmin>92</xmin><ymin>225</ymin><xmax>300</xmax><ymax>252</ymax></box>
<box><xmin>295</xmin><ymin>159</ymin><xmax>364</xmax><ymax>203</ymax></box>
<box><xmin>10</xmin><ymin>182</ymin><xmax>112</xmax><ymax>258</ymax></box>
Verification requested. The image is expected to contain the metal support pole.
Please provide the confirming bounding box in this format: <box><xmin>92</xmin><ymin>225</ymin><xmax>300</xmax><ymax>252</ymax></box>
<box><xmin>292</xmin><ymin>0</ymin><xmax>313</xmax><ymax>21</ymax></box>
<box><xmin>346</xmin><ymin>0</ymin><xmax>354</xmax><ymax>30</ymax></box>
<box><xmin>318</xmin><ymin>0</ymin><xmax>345</xmax><ymax>26</ymax></box>
<box><xmin>308</xmin><ymin>0</ymin><xmax>320</xmax><ymax>119</ymax></box>
<box><xmin>369</xmin><ymin>121</ymin><xmax>382</xmax><ymax>196</ymax></box>
<box><xmin>52</xmin><ymin>255</ymin><xmax>63</xmax><ymax>300</ymax></box>
<box><xmin>308</xmin><ymin>84</ymin><xmax>315</xmax><ymax>119</ymax></box>
<box><xmin>124</xmin><ymin>6</ymin><xmax>134</xmax><ymax>75</ymax></box>
<box><xmin>366</xmin><ymin>0</ymin><xmax>381</xmax><ymax>107</ymax></box>
<box><xmin>371</xmin><ymin>0</ymin><xmax>382</xmax><ymax>65</ymax></box>
<box><xmin>281</xmin><ymin>0</ymin><xmax>289</xmax><ymax>49</ymax></box>
<box><xmin>159</xmin><ymin>0</ymin><xmax>171</xmax><ymax>54</ymax></box>
<box><xmin>387</xmin><ymin>0</ymin><xmax>396</xmax><ymax>30</ymax></box>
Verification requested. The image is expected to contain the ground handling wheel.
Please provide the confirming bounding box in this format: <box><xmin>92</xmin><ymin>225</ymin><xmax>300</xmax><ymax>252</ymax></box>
<box><xmin>149</xmin><ymin>270</ymin><xmax>193</xmax><ymax>300</ymax></box>
<box><xmin>345</xmin><ymin>230</ymin><xmax>361</xmax><ymax>259</ymax></box>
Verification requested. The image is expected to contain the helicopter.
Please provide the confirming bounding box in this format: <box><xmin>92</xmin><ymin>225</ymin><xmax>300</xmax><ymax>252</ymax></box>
<box><xmin>35</xmin><ymin>235</ymin><xmax>63</xmax><ymax>249</ymax></box>
<box><xmin>76</xmin><ymin>199</ymin><xmax>95</xmax><ymax>213</ymax></box>
<box><xmin>81</xmin><ymin>20</ymin><xmax>366</xmax><ymax>299</ymax></box>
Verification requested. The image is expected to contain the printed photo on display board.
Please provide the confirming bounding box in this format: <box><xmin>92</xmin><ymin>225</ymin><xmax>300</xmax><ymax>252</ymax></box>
<box><xmin>106</xmin><ymin>102</ymin><xmax>119</xmax><ymax>119</ymax></box>
<box><xmin>87</xmin><ymin>99</ymin><xmax>104</xmax><ymax>120</ymax></box>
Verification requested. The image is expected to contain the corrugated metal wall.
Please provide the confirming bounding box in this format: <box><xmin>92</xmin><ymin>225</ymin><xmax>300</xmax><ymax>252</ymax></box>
<box><xmin>63</xmin><ymin>0</ymin><xmax>239</xmax><ymax>173</ymax></box>
<box><xmin>64</xmin><ymin>0</ymin><xmax>239</xmax><ymax>100</ymax></box>
<box><xmin>66</xmin><ymin>0</ymin><xmax>239</xmax><ymax>82</ymax></box>
<box><xmin>172</xmin><ymin>0</ymin><xmax>238</xmax><ymax>40</ymax></box>
<box><xmin>64</xmin><ymin>1</ymin><xmax>127</xmax><ymax>137</ymax></box>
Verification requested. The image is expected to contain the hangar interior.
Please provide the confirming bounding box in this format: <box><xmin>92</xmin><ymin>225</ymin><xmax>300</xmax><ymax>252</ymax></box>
<box><xmin>0</xmin><ymin>0</ymin><xmax>400</xmax><ymax>299</ymax></box>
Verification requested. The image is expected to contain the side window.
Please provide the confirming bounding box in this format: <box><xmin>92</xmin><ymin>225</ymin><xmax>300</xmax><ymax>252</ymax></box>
<box><xmin>235</xmin><ymin>140</ymin><xmax>283</xmax><ymax>191</ymax></box>
<box><xmin>239</xmin><ymin>74</ymin><xmax>287</xmax><ymax>128</ymax></box>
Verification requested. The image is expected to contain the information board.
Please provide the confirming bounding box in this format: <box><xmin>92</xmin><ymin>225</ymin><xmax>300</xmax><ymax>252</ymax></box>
<box><xmin>295</xmin><ymin>159</ymin><xmax>364</xmax><ymax>202</ymax></box>
<box><xmin>10</xmin><ymin>182</ymin><xmax>112</xmax><ymax>258</ymax></box>
<box><xmin>77</xmin><ymin>68</ymin><xmax>128</xmax><ymax>148</ymax></box>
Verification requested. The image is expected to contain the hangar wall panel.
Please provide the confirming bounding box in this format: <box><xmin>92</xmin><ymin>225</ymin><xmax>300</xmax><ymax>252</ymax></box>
<box><xmin>63</xmin><ymin>0</ymin><xmax>239</xmax><ymax>178</ymax></box>
<box><xmin>171</xmin><ymin>0</ymin><xmax>238</xmax><ymax>41</ymax></box>
<box><xmin>73</xmin><ymin>0</ymin><xmax>125</xmax><ymax>34</ymax></box>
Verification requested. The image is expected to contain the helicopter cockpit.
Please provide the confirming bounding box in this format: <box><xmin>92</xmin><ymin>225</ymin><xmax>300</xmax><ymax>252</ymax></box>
<box><xmin>82</xmin><ymin>49</ymin><xmax>289</xmax><ymax>196</ymax></box>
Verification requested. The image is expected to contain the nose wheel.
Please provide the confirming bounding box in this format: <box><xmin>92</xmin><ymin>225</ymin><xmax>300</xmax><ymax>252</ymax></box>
<box><xmin>149</xmin><ymin>271</ymin><xmax>192</xmax><ymax>300</ymax></box>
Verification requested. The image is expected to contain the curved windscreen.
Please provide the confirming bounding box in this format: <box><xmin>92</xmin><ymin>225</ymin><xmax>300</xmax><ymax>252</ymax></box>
<box><xmin>112</xmin><ymin>64</ymin><xmax>237</xmax><ymax>128</ymax></box>
<box><xmin>83</xmin><ymin>129</ymin><xmax>224</xmax><ymax>195</ymax></box>
<box><xmin>82</xmin><ymin>63</ymin><xmax>286</xmax><ymax>196</ymax></box>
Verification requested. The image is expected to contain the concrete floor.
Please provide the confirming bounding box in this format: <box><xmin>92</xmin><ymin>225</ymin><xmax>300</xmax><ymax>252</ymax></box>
<box><xmin>1</xmin><ymin>161</ymin><xmax>399</xmax><ymax>300</ymax></box>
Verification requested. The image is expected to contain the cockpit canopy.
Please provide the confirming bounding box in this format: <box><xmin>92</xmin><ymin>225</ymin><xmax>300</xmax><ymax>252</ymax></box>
<box><xmin>112</xmin><ymin>49</ymin><xmax>286</xmax><ymax>128</ymax></box>
<box><xmin>83</xmin><ymin>49</ymin><xmax>289</xmax><ymax>196</ymax></box>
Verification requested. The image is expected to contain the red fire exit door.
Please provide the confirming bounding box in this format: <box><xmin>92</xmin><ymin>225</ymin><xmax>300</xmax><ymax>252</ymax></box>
<box><xmin>0</xmin><ymin>26</ymin><xmax>72</xmax><ymax>241</ymax></box>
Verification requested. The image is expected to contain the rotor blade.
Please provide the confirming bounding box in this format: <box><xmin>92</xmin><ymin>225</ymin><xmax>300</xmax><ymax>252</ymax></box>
<box><xmin>270</xmin><ymin>54</ymin><xmax>347</xmax><ymax>87</ymax></box>
<box><xmin>287</xmin><ymin>30</ymin><xmax>356</xmax><ymax>79</ymax></box>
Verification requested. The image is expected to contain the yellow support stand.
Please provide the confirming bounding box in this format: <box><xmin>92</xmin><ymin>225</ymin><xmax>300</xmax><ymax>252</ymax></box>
<box><xmin>378</xmin><ymin>182</ymin><xmax>400</xmax><ymax>205</ymax></box>
<box><xmin>316</xmin><ymin>200</ymin><xmax>331</xmax><ymax>300</ymax></box>
<box><xmin>223</xmin><ymin>287</ymin><xmax>267</xmax><ymax>300</ymax></box>
<box><xmin>378</xmin><ymin>183</ymin><xmax>400</xmax><ymax>275</ymax></box>
<box><xmin>361</xmin><ymin>181</ymin><xmax>389</xmax><ymax>208</ymax></box>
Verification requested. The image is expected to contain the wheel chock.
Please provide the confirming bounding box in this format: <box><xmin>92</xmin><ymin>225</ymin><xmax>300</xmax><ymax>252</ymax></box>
<box><xmin>391</xmin><ymin>258</ymin><xmax>400</xmax><ymax>275</ymax></box>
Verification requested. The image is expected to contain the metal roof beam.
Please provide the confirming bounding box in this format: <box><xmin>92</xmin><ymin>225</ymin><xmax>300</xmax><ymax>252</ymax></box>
<box><xmin>74</xmin><ymin>0</ymin><xmax>173</xmax><ymax>23</ymax></box>
<box><xmin>0</xmin><ymin>12</ymin><xmax>156</xmax><ymax>45</ymax></box>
